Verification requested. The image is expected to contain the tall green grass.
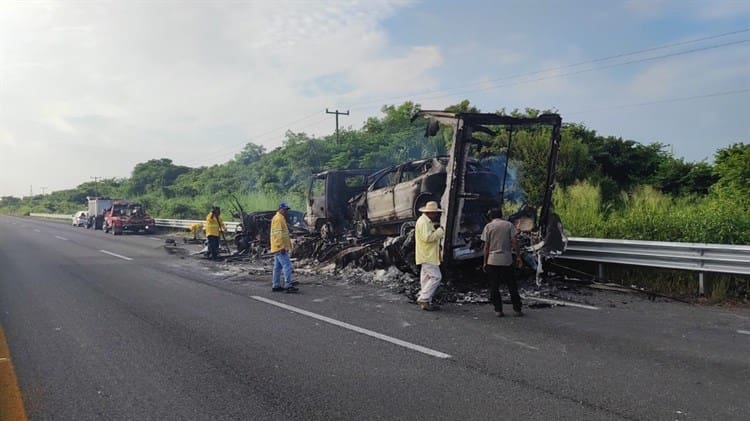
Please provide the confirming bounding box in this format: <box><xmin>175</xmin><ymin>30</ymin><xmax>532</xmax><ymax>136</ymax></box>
<box><xmin>554</xmin><ymin>182</ymin><xmax>750</xmax><ymax>244</ymax></box>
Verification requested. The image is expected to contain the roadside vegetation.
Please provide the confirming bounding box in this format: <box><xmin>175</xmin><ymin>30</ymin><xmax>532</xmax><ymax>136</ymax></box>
<box><xmin>3</xmin><ymin>100</ymin><xmax>747</xmax><ymax>300</ymax></box>
<box><xmin>1</xmin><ymin>100</ymin><xmax>748</xmax><ymax>247</ymax></box>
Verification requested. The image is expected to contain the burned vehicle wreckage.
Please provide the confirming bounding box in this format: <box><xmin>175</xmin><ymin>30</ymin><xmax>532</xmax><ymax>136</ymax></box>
<box><xmin>289</xmin><ymin>111</ymin><xmax>568</xmax><ymax>284</ymax></box>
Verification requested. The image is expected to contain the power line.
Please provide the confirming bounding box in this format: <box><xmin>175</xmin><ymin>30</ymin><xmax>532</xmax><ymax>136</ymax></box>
<box><xmin>392</xmin><ymin>39</ymin><xmax>750</xmax><ymax>105</ymax></box>
<box><xmin>182</xmin><ymin>111</ymin><xmax>323</xmax><ymax>166</ymax></box>
<box><xmin>181</xmin><ymin>27</ymin><xmax>750</xmax><ymax>167</ymax></box>
<box><xmin>344</xmin><ymin>28</ymin><xmax>750</xmax><ymax>111</ymax></box>
<box><xmin>565</xmin><ymin>88</ymin><xmax>750</xmax><ymax>116</ymax></box>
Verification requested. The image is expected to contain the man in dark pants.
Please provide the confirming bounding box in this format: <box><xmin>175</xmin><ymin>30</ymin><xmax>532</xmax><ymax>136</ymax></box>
<box><xmin>204</xmin><ymin>206</ymin><xmax>226</xmax><ymax>261</ymax></box>
<box><xmin>481</xmin><ymin>208</ymin><xmax>523</xmax><ymax>317</ymax></box>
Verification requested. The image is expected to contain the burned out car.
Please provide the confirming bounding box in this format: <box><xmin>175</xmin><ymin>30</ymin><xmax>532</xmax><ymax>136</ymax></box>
<box><xmin>230</xmin><ymin>197</ymin><xmax>307</xmax><ymax>256</ymax></box>
<box><xmin>350</xmin><ymin>157</ymin><xmax>502</xmax><ymax>237</ymax></box>
<box><xmin>306</xmin><ymin>169</ymin><xmax>375</xmax><ymax>239</ymax></box>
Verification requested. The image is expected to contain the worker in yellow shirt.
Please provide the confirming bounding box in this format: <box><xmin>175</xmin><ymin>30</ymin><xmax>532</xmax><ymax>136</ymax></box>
<box><xmin>204</xmin><ymin>206</ymin><xmax>226</xmax><ymax>260</ymax></box>
<box><xmin>270</xmin><ymin>203</ymin><xmax>298</xmax><ymax>293</ymax></box>
<box><xmin>414</xmin><ymin>201</ymin><xmax>445</xmax><ymax>311</ymax></box>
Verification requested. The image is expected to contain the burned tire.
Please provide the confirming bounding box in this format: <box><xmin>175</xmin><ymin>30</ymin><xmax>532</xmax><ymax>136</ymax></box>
<box><xmin>319</xmin><ymin>221</ymin><xmax>334</xmax><ymax>241</ymax></box>
<box><xmin>399</xmin><ymin>221</ymin><xmax>415</xmax><ymax>237</ymax></box>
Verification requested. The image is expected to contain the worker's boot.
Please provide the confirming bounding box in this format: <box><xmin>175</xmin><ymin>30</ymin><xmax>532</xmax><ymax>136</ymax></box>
<box><xmin>418</xmin><ymin>301</ymin><xmax>437</xmax><ymax>311</ymax></box>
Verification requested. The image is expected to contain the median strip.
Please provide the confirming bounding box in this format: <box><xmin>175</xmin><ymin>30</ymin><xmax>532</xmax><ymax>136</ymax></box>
<box><xmin>251</xmin><ymin>296</ymin><xmax>453</xmax><ymax>359</ymax></box>
<box><xmin>99</xmin><ymin>250</ymin><xmax>133</xmax><ymax>261</ymax></box>
<box><xmin>0</xmin><ymin>326</ymin><xmax>28</xmax><ymax>421</ymax></box>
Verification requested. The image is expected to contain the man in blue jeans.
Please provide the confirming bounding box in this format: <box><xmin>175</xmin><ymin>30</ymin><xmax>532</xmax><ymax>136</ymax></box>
<box><xmin>270</xmin><ymin>203</ymin><xmax>298</xmax><ymax>293</ymax></box>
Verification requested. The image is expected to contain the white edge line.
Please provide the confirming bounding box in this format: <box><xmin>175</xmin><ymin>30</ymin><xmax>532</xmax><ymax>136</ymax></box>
<box><xmin>251</xmin><ymin>295</ymin><xmax>452</xmax><ymax>359</ymax></box>
<box><xmin>55</xmin><ymin>236</ymin><xmax>68</xmax><ymax>241</ymax></box>
<box><xmin>738</xmin><ymin>330</ymin><xmax>750</xmax><ymax>335</ymax></box>
<box><xmin>522</xmin><ymin>296</ymin><xmax>600</xmax><ymax>310</ymax></box>
<box><xmin>99</xmin><ymin>250</ymin><xmax>133</xmax><ymax>261</ymax></box>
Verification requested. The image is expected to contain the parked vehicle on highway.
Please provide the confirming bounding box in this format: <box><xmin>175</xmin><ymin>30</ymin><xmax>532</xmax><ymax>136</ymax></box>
<box><xmin>103</xmin><ymin>200</ymin><xmax>156</xmax><ymax>235</ymax></box>
<box><xmin>72</xmin><ymin>211</ymin><xmax>88</xmax><ymax>227</ymax></box>
<box><xmin>87</xmin><ymin>196</ymin><xmax>113</xmax><ymax>230</ymax></box>
<box><xmin>350</xmin><ymin>156</ymin><xmax>502</xmax><ymax>237</ymax></box>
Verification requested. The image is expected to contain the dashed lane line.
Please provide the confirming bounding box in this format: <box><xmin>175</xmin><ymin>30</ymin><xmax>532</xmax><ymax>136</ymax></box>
<box><xmin>251</xmin><ymin>295</ymin><xmax>453</xmax><ymax>359</ymax></box>
<box><xmin>33</xmin><ymin>229</ymin><xmax>41</xmax><ymax>233</ymax></box>
<box><xmin>99</xmin><ymin>250</ymin><xmax>133</xmax><ymax>261</ymax></box>
<box><xmin>738</xmin><ymin>330</ymin><xmax>750</xmax><ymax>335</ymax></box>
<box><xmin>521</xmin><ymin>296</ymin><xmax>601</xmax><ymax>311</ymax></box>
<box><xmin>55</xmin><ymin>236</ymin><xmax>69</xmax><ymax>241</ymax></box>
<box><xmin>149</xmin><ymin>237</ymin><xmax>161</xmax><ymax>241</ymax></box>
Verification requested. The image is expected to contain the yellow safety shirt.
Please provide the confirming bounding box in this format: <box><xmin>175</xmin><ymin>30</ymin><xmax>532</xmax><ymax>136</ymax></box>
<box><xmin>415</xmin><ymin>214</ymin><xmax>444</xmax><ymax>265</ymax></box>
<box><xmin>204</xmin><ymin>213</ymin><xmax>225</xmax><ymax>237</ymax></box>
<box><xmin>270</xmin><ymin>211</ymin><xmax>292</xmax><ymax>253</ymax></box>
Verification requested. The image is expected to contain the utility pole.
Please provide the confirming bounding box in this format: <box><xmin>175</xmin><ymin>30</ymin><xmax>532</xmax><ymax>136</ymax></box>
<box><xmin>326</xmin><ymin>108</ymin><xmax>349</xmax><ymax>145</ymax></box>
<box><xmin>91</xmin><ymin>176</ymin><xmax>102</xmax><ymax>196</ymax></box>
<box><xmin>29</xmin><ymin>185</ymin><xmax>32</xmax><ymax>197</ymax></box>
<box><xmin>40</xmin><ymin>187</ymin><xmax>47</xmax><ymax>195</ymax></box>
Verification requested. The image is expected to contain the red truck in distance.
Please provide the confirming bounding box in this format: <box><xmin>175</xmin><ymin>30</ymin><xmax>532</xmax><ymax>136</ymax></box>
<box><xmin>102</xmin><ymin>200</ymin><xmax>156</xmax><ymax>235</ymax></box>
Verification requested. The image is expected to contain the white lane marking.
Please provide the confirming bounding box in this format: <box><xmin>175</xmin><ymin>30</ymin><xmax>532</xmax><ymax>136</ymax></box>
<box><xmin>99</xmin><ymin>250</ymin><xmax>133</xmax><ymax>261</ymax></box>
<box><xmin>251</xmin><ymin>295</ymin><xmax>452</xmax><ymax>359</ymax></box>
<box><xmin>0</xmin><ymin>357</ymin><xmax>9</xmax><ymax>362</ymax></box>
<box><xmin>494</xmin><ymin>334</ymin><xmax>540</xmax><ymax>351</ymax></box>
<box><xmin>33</xmin><ymin>228</ymin><xmax>41</xmax><ymax>232</ymax></box>
<box><xmin>55</xmin><ymin>236</ymin><xmax>69</xmax><ymax>241</ymax></box>
<box><xmin>149</xmin><ymin>237</ymin><xmax>161</xmax><ymax>241</ymax></box>
<box><xmin>522</xmin><ymin>296</ymin><xmax>600</xmax><ymax>310</ymax></box>
<box><xmin>738</xmin><ymin>330</ymin><xmax>750</xmax><ymax>335</ymax></box>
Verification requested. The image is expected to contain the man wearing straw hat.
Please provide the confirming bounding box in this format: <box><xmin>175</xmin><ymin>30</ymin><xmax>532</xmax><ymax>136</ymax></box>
<box><xmin>414</xmin><ymin>201</ymin><xmax>445</xmax><ymax>311</ymax></box>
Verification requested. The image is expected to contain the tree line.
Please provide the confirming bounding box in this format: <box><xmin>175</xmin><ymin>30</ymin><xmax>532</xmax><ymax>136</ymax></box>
<box><xmin>1</xmin><ymin>100</ymin><xmax>748</xmax><ymax>243</ymax></box>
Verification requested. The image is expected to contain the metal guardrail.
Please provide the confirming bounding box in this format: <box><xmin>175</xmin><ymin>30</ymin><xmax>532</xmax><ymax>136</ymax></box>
<box><xmin>154</xmin><ymin>218</ymin><xmax>240</xmax><ymax>232</ymax></box>
<box><xmin>27</xmin><ymin>214</ymin><xmax>750</xmax><ymax>290</ymax></box>
<box><xmin>28</xmin><ymin>214</ymin><xmax>241</xmax><ymax>232</ymax></box>
<box><xmin>559</xmin><ymin>237</ymin><xmax>750</xmax><ymax>294</ymax></box>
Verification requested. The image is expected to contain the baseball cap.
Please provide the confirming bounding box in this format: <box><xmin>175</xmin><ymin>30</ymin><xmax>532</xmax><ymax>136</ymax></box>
<box><xmin>278</xmin><ymin>202</ymin><xmax>290</xmax><ymax>210</ymax></box>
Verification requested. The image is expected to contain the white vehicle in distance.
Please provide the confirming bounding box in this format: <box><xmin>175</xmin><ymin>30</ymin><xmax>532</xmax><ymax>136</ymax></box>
<box><xmin>72</xmin><ymin>211</ymin><xmax>88</xmax><ymax>227</ymax></box>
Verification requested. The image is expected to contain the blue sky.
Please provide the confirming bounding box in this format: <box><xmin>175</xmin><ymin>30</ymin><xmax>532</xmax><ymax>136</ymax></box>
<box><xmin>1</xmin><ymin>0</ymin><xmax>748</xmax><ymax>196</ymax></box>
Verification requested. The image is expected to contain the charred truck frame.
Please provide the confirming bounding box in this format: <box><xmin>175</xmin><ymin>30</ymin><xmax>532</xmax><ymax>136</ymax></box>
<box><xmin>411</xmin><ymin>111</ymin><xmax>563</xmax><ymax>266</ymax></box>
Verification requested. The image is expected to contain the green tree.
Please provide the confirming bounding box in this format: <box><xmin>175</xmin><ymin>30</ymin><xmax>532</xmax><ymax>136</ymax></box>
<box><xmin>712</xmin><ymin>143</ymin><xmax>750</xmax><ymax>201</ymax></box>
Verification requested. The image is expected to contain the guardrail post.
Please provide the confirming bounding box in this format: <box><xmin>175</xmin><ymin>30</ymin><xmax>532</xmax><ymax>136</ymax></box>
<box><xmin>597</xmin><ymin>263</ymin><xmax>604</xmax><ymax>281</ymax></box>
<box><xmin>698</xmin><ymin>272</ymin><xmax>705</xmax><ymax>296</ymax></box>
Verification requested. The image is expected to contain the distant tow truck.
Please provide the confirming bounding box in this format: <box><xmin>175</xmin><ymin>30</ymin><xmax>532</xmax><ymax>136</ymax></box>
<box><xmin>103</xmin><ymin>200</ymin><xmax>156</xmax><ymax>235</ymax></box>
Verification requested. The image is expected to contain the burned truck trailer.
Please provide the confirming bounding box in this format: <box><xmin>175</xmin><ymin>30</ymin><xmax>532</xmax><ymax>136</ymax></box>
<box><xmin>411</xmin><ymin>111</ymin><xmax>564</xmax><ymax>265</ymax></box>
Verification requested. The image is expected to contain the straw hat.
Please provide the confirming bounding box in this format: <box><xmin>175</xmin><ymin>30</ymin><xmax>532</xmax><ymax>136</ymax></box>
<box><xmin>418</xmin><ymin>201</ymin><xmax>443</xmax><ymax>213</ymax></box>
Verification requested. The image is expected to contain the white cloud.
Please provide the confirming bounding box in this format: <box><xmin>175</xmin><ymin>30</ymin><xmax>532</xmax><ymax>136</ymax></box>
<box><xmin>0</xmin><ymin>0</ymin><xmax>433</xmax><ymax>196</ymax></box>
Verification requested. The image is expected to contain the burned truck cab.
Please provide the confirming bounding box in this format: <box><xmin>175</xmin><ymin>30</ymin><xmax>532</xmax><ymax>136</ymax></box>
<box><xmin>412</xmin><ymin>111</ymin><xmax>564</xmax><ymax>265</ymax></box>
<box><xmin>305</xmin><ymin>169</ymin><xmax>374</xmax><ymax>239</ymax></box>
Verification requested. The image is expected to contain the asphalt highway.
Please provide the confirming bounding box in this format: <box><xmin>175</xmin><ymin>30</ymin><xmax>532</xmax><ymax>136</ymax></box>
<box><xmin>1</xmin><ymin>215</ymin><xmax>748</xmax><ymax>420</ymax></box>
